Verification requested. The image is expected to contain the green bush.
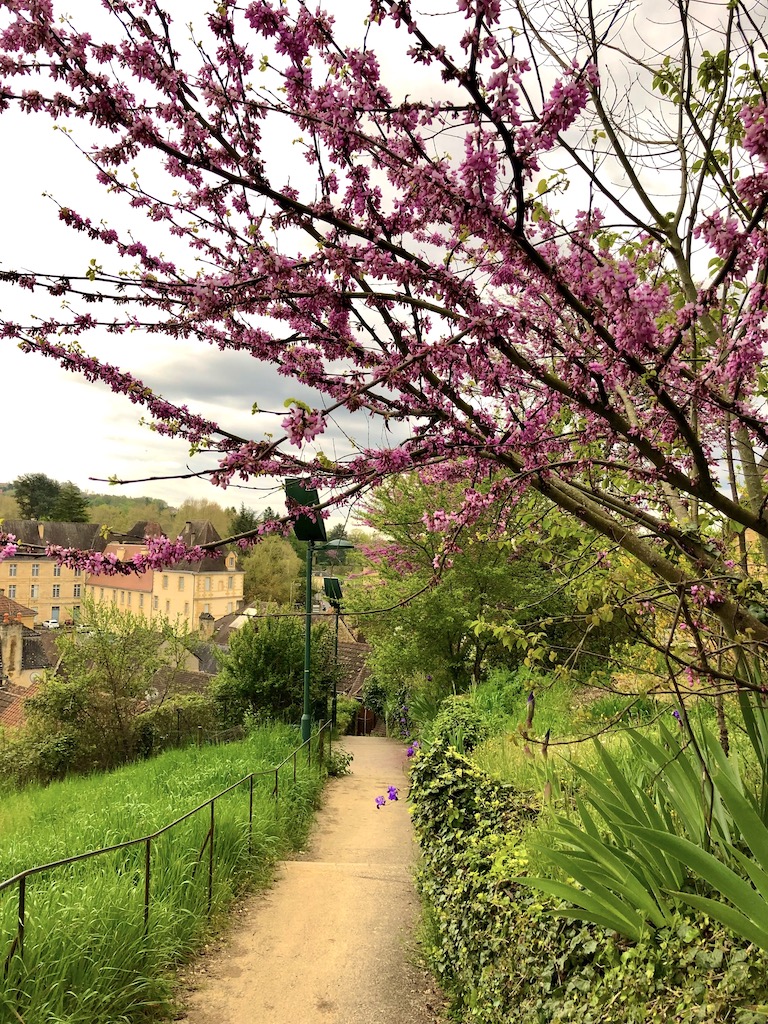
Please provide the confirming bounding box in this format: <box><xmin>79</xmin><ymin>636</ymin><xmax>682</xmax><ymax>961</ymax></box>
<box><xmin>432</xmin><ymin>695</ymin><xmax>491</xmax><ymax>752</ymax></box>
<box><xmin>212</xmin><ymin>617</ymin><xmax>340</xmax><ymax>726</ymax></box>
<box><xmin>334</xmin><ymin>695</ymin><xmax>359</xmax><ymax>736</ymax></box>
<box><xmin>133</xmin><ymin>694</ymin><xmax>219</xmax><ymax>756</ymax></box>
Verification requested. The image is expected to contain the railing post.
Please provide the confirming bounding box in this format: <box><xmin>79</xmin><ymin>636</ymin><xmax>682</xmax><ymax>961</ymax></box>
<box><xmin>17</xmin><ymin>875</ymin><xmax>26</xmax><ymax>964</ymax></box>
<box><xmin>274</xmin><ymin>767</ymin><xmax>279</xmax><ymax>802</ymax></box>
<box><xmin>249</xmin><ymin>776</ymin><xmax>254</xmax><ymax>856</ymax></box>
<box><xmin>293</xmin><ymin>750</ymin><xmax>297</xmax><ymax>783</ymax></box>
<box><xmin>208</xmin><ymin>801</ymin><xmax>215</xmax><ymax>914</ymax></box>
<box><xmin>144</xmin><ymin>838</ymin><xmax>151</xmax><ymax>931</ymax></box>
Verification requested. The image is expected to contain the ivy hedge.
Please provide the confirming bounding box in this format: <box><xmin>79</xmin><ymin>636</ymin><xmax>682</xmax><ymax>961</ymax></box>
<box><xmin>410</xmin><ymin>738</ymin><xmax>768</xmax><ymax>1023</ymax></box>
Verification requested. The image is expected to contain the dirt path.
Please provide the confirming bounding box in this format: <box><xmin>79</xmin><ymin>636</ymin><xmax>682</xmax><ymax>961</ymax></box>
<box><xmin>176</xmin><ymin>736</ymin><xmax>443</xmax><ymax>1024</ymax></box>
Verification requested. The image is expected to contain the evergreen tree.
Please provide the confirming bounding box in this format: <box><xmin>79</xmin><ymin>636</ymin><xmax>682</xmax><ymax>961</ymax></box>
<box><xmin>51</xmin><ymin>482</ymin><xmax>89</xmax><ymax>522</ymax></box>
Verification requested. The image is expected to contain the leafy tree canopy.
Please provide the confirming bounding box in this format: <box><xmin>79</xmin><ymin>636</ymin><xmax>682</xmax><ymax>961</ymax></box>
<box><xmin>25</xmin><ymin>598</ymin><xmax>195</xmax><ymax>771</ymax></box>
<box><xmin>242</xmin><ymin>534</ymin><xmax>303</xmax><ymax>605</ymax></box>
<box><xmin>12</xmin><ymin>473</ymin><xmax>61</xmax><ymax>520</ymax></box>
<box><xmin>212</xmin><ymin>616</ymin><xmax>339</xmax><ymax>725</ymax></box>
<box><xmin>351</xmin><ymin>472</ymin><xmax>627</xmax><ymax>691</ymax></box>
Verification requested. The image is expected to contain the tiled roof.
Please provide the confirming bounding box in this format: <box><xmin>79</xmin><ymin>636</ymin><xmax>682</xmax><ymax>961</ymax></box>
<box><xmin>336</xmin><ymin>641</ymin><xmax>371</xmax><ymax>697</ymax></box>
<box><xmin>2</xmin><ymin>520</ymin><xmax>107</xmax><ymax>552</ymax></box>
<box><xmin>175</xmin><ymin>521</ymin><xmax>230</xmax><ymax>572</ymax></box>
<box><xmin>0</xmin><ymin>682</ymin><xmax>39</xmax><ymax>729</ymax></box>
<box><xmin>23</xmin><ymin>630</ymin><xmax>59</xmax><ymax>671</ymax></box>
<box><xmin>0</xmin><ymin>594</ymin><xmax>35</xmax><ymax>620</ymax></box>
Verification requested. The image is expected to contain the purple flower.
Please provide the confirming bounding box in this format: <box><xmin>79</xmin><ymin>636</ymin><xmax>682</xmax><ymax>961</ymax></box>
<box><xmin>406</xmin><ymin>740</ymin><xmax>420</xmax><ymax>758</ymax></box>
<box><xmin>672</xmin><ymin>709</ymin><xmax>681</xmax><ymax>721</ymax></box>
<box><xmin>375</xmin><ymin>795</ymin><xmax>386</xmax><ymax>809</ymax></box>
<box><xmin>388</xmin><ymin>785</ymin><xmax>399</xmax><ymax>801</ymax></box>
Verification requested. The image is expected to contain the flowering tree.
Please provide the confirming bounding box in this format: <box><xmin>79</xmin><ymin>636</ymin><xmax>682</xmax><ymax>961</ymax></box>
<box><xmin>1</xmin><ymin>0</ymin><xmax>768</xmax><ymax>663</ymax></box>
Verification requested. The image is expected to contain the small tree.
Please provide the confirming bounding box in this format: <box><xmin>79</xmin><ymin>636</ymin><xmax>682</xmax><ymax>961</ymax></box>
<box><xmin>242</xmin><ymin>535</ymin><xmax>302</xmax><ymax>605</ymax></box>
<box><xmin>212</xmin><ymin>616</ymin><xmax>339</xmax><ymax>726</ymax></box>
<box><xmin>24</xmin><ymin>598</ymin><xmax>194</xmax><ymax>772</ymax></box>
<box><xmin>228</xmin><ymin>503</ymin><xmax>261</xmax><ymax>538</ymax></box>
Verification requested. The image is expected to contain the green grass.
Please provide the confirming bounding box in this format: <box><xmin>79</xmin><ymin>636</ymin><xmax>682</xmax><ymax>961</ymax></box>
<box><xmin>0</xmin><ymin>725</ymin><xmax>325</xmax><ymax>1024</ymax></box>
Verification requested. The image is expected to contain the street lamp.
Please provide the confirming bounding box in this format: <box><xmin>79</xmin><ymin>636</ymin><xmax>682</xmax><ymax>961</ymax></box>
<box><xmin>285</xmin><ymin>482</ymin><xmax>358</xmax><ymax>741</ymax></box>
<box><xmin>323</xmin><ymin>575</ymin><xmax>344</xmax><ymax>729</ymax></box>
<box><xmin>285</xmin><ymin>479</ymin><xmax>327</xmax><ymax>743</ymax></box>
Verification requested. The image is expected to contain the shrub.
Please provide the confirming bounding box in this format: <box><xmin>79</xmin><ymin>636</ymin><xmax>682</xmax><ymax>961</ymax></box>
<box><xmin>133</xmin><ymin>694</ymin><xmax>219</xmax><ymax>757</ymax></box>
<box><xmin>333</xmin><ymin>695</ymin><xmax>359</xmax><ymax>736</ymax></box>
<box><xmin>432</xmin><ymin>695</ymin><xmax>491</xmax><ymax>752</ymax></box>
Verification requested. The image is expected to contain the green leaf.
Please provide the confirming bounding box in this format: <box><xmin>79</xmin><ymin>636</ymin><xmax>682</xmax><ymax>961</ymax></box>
<box><xmin>517</xmin><ymin>875</ymin><xmax>645</xmax><ymax>940</ymax></box>
<box><xmin>669</xmin><ymin>891</ymin><xmax>768</xmax><ymax>952</ymax></box>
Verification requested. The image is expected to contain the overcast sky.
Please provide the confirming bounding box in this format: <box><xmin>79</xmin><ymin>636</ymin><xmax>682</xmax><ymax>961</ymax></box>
<box><xmin>0</xmin><ymin>1</ymin><xmax>436</xmax><ymax>517</ymax></box>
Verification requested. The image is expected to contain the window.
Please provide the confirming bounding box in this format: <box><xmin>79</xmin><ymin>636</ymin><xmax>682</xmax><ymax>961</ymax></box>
<box><xmin>127</xmin><ymin>592</ymin><xmax>132</xmax><ymax>606</ymax></box>
<box><xmin>8</xmin><ymin>564</ymin><xmax>16</xmax><ymax>578</ymax></box>
<box><xmin>227</xmin><ymin>555</ymin><xmax>235</xmax><ymax>570</ymax></box>
<box><xmin>153</xmin><ymin>595</ymin><xmax>159</xmax><ymax>610</ymax></box>
<box><xmin>162</xmin><ymin>575</ymin><xmax>169</xmax><ymax>590</ymax></box>
<box><xmin>227</xmin><ymin>602</ymin><xmax>232</xmax><ymax>614</ymax></box>
<box><xmin>30</xmin><ymin>584</ymin><xmax>39</xmax><ymax>599</ymax></box>
<box><xmin>8</xmin><ymin>585</ymin><xmax>15</xmax><ymax>599</ymax></box>
<box><xmin>53</xmin><ymin>565</ymin><xmax>61</xmax><ymax>577</ymax></box>
<box><xmin>112</xmin><ymin>592</ymin><xmax>117</xmax><ymax>603</ymax></box>
<box><xmin>31</xmin><ymin>564</ymin><xmax>40</xmax><ymax>577</ymax></box>
<box><xmin>205</xmin><ymin>576</ymin><xmax>211</xmax><ymax>592</ymax></box>
<box><xmin>100</xmin><ymin>588</ymin><xmax>104</xmax><ymax>599</ymax></box>
<box><xmin>184</xmin><ymin>602</ymin><xmax>189</xmax><ymax>615</ymax></box>
<box><xmin>139</xmin><ymin>594</ymin><xmax>144</xmax><ymax>608</ymax></box>
<box><xmin>165</xmin><ymin>600</ymin><xmax>170</xmax><ymax>613</ymax></box>
<box><xmin>73</xmin><ymin>605</ymin><xmax>80</xmax><ymax>617</ymax></box>
<box><xmin>52</xmin><ymin>584</ymin><xmax>60</xmax><ymax>598</ymax></box>
<box><xmin>74</xmin><ymin>568</ymin><xmax>82</xmax><ymax>577</ymax></box>
<box><xmin>120</xmin><ymin>591</ymin><xmax>125</xmax><ymax>605</ymax></box>
<box><xmin>73</xmin><ymin>584</ymin><xmax>81</xmax><ymax>598</ymax></box>
<box><xmin>178</xmin><ymin>576</ymin><xmax>185</xmax><ymax>591</ymax></box>
<box><xmin>228</xmin><ymin>576</ymin><xmax>234</xmax><ymax>591</ymax></box>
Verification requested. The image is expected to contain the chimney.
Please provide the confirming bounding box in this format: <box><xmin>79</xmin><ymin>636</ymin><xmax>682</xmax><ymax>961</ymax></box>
<box><xmin>198</xmin><ymin>611</ymin><xmax>214</xmax><ymax>639</ymax></box>
<box><xmin>0</xmin><ymin>618</ymin><xmax>23</xmax><ymax>681</ymax></box>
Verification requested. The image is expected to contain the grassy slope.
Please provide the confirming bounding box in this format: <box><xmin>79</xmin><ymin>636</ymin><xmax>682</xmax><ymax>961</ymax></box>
<box><xmin>0</xmin><ymin>725</ymin><xmax>324</xmax><ymax>1024</ymax></box>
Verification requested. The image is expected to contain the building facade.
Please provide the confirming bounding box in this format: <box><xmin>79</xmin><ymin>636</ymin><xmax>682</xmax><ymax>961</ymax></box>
<box><xmin>86</xmin><ymin>520</ymin><xmax>244</xmax><ymax>630</ymax></box>
<box><xmin>0</xmin><ymin>521</ymin><xmax>103</xmax><ymax>625</ymax></box>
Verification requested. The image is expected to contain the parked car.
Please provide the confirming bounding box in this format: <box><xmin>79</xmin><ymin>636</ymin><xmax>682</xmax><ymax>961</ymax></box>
<box><xmin>41</xmin><ymin>619</ymin><xmax>60</xmax><ymax>629</ymax></box>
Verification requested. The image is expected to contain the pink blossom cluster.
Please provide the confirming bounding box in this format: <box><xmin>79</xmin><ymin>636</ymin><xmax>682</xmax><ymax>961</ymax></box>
<box><xmin>281</xmin><ymin>406</ymin><xmax>327</xmax><ymax>445</ymax></box>
<box><xmin>689</xmin><ymin>585</ymin><xmax>723</xmax><ymax>609</ymax></box>
<box><xmin>0</xmin><ymin>534</ymin><xmax>18</xmax><ymax>562</ymax></box>
<box><xmin>742</xmin><ymin>102</ymin><xmax>768</xmax><ymax>163</ymax></box>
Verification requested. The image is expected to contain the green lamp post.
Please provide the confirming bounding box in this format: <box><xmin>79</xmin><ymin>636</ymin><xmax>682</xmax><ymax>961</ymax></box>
<box><xmin>285</xmin><ymin>479</ymin><xmax>327</xmax><ymax>743</ymax></box>
<box><xmin>285</xmin><ymin>480</ymin><xmax>355</xmax><ymax>742</ymax></box>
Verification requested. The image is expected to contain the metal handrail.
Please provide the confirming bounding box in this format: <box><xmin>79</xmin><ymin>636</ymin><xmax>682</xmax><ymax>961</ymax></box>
<box><xmin>1</xmin><ymin>721</ymin><xmax>331</xmax><ymax>974</ymax></box>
